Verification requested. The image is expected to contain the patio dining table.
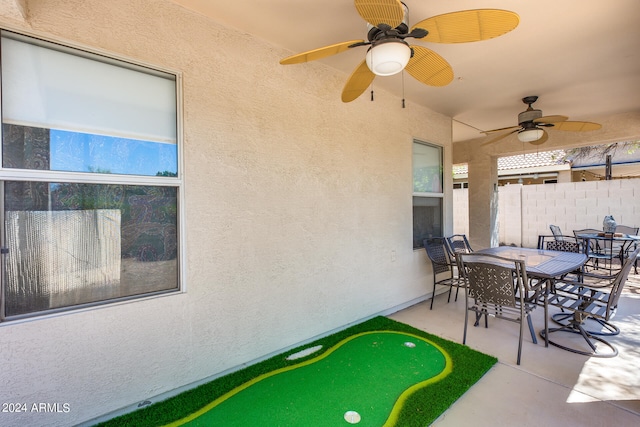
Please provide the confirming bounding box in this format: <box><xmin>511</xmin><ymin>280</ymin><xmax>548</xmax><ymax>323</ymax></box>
<box><xmin>476</xmin><ymin>246</ymin><xmax>588</xmax><ymax>281</ymax></box>
<box><xmin>574</xmin><ymin>233</ymin><xmax>640</xmax><ymax>254</ymax></box>
<box><xmin>475</xmin><ymin>246</ymin><xmax>588</xmax><ymax>347</ymax></box>
<box><xmin>574</xmin><ymin>232</ymin><xmax>640</xmax><ymax>271</ymax></box>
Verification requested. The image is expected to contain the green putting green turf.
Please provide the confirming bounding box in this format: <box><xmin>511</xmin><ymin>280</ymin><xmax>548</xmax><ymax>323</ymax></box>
<box><xmin>169</xmin><ymin>331</ymin><xmax>451</xmax><ymax>426</ymax></box>
<box><xmin>96</xmin><ymin>316</ymin><xmax>497</xmax><ymax>427</ymax></box>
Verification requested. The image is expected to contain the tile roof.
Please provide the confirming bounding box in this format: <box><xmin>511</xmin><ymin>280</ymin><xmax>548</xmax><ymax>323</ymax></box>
<box><xmin>453</xmin><ymin>150</ymin><xmax>567</xmax><ymax>174</ymax></box>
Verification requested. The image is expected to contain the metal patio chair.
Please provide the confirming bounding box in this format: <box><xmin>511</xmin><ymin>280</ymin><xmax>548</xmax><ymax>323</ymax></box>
<box><xmin>614</xmin><ymin>225</ymin><xmax>639</xmax><ymax>264</ymax></box>
<box><xmin>549</xmin><ymin>224</ymin><xmax>564</xmax><ymax>241</ymax></box>
<box><xmin>459</xmin><ymin>252</ymin><xmax>538</xmax><ymax>365</ymax></box>
<box><xmin>538</xmin><ymin>234</ymin><xmax>581</xmax><ymax>253</ymax></box>
<box><xmin>424</xmin><ymin>238</ymin><xmax>463</xmax><ymax>310</ymax></box>
<box><xmin>574</xmin><ymin>228</ymin><xmax>615</xmax><ymax>273</ymax></box>
<box><xmin>537</xmin><ymin>234</ymin><xmax>583</xmax><ymax>283</ymax></box>
<box><xmin>542</xmin><ymin>245</ymin><xmax>640</xmax><ymax>357</ymax></box>
<box><xmin>445</xmin><ymin>234</ymin><xmax>473</xmax><ymax>256</ymax></box>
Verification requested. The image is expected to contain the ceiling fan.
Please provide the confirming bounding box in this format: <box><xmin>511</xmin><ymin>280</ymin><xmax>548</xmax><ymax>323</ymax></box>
<box><xmin>280</xmin><ymin>0</ymin><xmax>519</xmax><ymax>103</ymax></box>
<box><xmin>483</xmin><ymin>96</ymin><xmax>603</xmax><ymax>145</ymax></box>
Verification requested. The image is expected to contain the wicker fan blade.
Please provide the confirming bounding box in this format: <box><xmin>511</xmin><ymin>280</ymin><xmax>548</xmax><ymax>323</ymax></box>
<box><xmin>534</xmin><ymin>115</ymin><xmax>568</xmax><ymax>124</ymax></box>
<box><xmin>280</xmin><ymin>40</ymin><xmax>365</xmax><ymax>65</ymax></box>
<box><xmin>481</xmin><ymin>129</ymin><xmax>519</xmax><ymax>145</ymax></box>
<box><xmin>529</xmin><ymin>129</ymin><xmax>549</xmax><ymax>145</ymax></box>
<box><xmin>412</xmin><ymin>9</ymin><xmax>519</xmax><ymax>43</ymax></box>
<box><xmin>551</xmin><ymin>121</ymin><xmax>602</xmax><ymax>131</ymax></box>
<box><xmin>354</xmin><ymin>0</ymin><xmax>404</xmax><ymax>28</ymax></box>
<box><xmin>483</xmin><ymin>125</ymin><xmax>520</xmax><ymax>134</ymax></box>
<box><xmin>405</xmin><ymin>45</ymin><xmax>453</xmax><ymax>86</ymax></box>
<box><xmin>342</xmin><ymin>60</ymin><xmax>376</xmax><ymax>103</ymax></box>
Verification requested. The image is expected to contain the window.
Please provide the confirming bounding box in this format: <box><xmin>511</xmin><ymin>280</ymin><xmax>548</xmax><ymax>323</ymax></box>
<box><xmin>412</xmin><ymin>141</ymin><xmax>443</xmax><ymax>249</ymax></box>
<box><xmin>0</xmin><ymin>30</ymin><xmax>181</xmax><ymax>321</ymax></box>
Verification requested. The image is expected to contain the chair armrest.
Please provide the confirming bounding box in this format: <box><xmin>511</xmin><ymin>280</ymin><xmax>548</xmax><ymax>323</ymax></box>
<box><xmin>580</xmin><ymin>270</ymin><xmax>617</xmax><ymax>288</ymax></box>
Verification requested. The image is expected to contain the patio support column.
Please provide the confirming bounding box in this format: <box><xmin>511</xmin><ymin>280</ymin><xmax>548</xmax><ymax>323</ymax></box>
<box><xmin>467</xmin><ymin>153</ymin><xmax>499</xmax><ymax>249</ymax></box>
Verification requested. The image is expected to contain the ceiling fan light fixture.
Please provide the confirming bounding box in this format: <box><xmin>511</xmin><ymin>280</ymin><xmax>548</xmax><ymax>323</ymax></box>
<box><xmin>365</xmin><ymin>41</ymin><xmax>411</xmax><ymax>76</ymax></box>
<box><xmin>517</xmin><ymin>128</ymin><xmax>544</xmax><ymax>142</ymax></box>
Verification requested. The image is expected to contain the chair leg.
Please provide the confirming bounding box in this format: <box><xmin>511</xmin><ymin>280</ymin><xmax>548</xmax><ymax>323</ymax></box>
<box><xmin>576</xmin><ymin>324</ymin><xmax>598</xmax><ymax>352</ymax></box>
<box><xmin>517</xmin><ymin>314</ymin><xmax>524</xmax><ymax>365</ymax></box>
<box><xmin>552</xmin><ymin>313</ymin><xmax>620</xmax><ymax>336</ymax></box>
<box><xmin>473</xmin><ymin>310</ymin><xmax>482</xmax><ymax>327</ymax></box>
<box><xmin>463</xmin><ymin>305</ymin><xmax>469</xmax><ymax>344</ymax></box>
<box><xmin>543</xmin><ymin>285</ymin><xmax>549</xmax><ymax>347</ymax></box>
<box><xmin>527</xmin><ymin>314</ymin><xmax>537</xmax><ymax>344</ymax></box>
<box><xmin>430</xmin><ymin>280</ymin><xmax>435</xmax><ymax>310</ymax></box>
<box><xmin>539</xmin><ymin>319</ymin><xmax>618</xmax><ymax>357</ymax></box>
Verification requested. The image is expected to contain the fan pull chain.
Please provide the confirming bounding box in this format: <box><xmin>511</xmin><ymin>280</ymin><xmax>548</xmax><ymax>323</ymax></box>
<box><xmin>371</xmin><ymin>90</ymin><xmax>374</xmax><ymax>101</ymax></box>
<box><xmin>402</xmin><ymin>71</ymin><xmax>406</xmax><ymax>108</ymax></box>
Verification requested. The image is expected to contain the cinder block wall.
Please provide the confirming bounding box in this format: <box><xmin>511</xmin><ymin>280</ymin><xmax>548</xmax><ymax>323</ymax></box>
<box><xmin>454</xmin><ymin>178</ymin><xmax>640</xmax><ymax>248</ymax></box>
<box><xmin>452</xmin><ymin>188</ymin><xmax>469</xmax><ymax>236</ymax></box>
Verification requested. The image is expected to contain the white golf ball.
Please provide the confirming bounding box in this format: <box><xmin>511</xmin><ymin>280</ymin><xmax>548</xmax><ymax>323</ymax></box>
<box><xmin>344</xmin><ymin>410</ymin><xmax>361</xmax><ymax>424</ymax></box>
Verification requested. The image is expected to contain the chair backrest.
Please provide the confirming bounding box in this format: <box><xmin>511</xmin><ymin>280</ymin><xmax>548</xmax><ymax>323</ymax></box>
<box><xmin>573</xmin><ymin>228</ymin><xmax>601</xmax><ymax>236</ymax></box>
<box><xmin>549</xmin><ymin>225</ymin><xmax>563</xmax><ymax>241</ymax></box>
<box><xmin>445</xmin><ymin>234</ymin><xmax>473</xmax><ymax>256</ymax></box>
<box><xmin>615</xmin><ymin>225</ymin><xmax>639</xmax><ymax>236</ymax></box>
<box><xmin>547</xmin><ymin>239</ymin><xmax>581</xmax><ymax>253</ymax></box>
<box><xmin>574</xmin><ymin>228</ymin><xmax>609</xmax><ymax>251</ymax></box>
<box><xmin>459</xmin><ymin>253</ymin><xmax>527</xmax><ymax>308</ymax></box>
<box><xmin>538</xmin><ymin>235</ymin><xmax>581</xmax><ymax>252</ymax></box>
<box><xmin>423</xmin><ymin>238</ymin><xmax>453</xmax><ymax>275</ymax></box>
<box><xmin>605</xmin><ymin>245</ymin><xmax>640</xmax><ymax>313</ymax></box>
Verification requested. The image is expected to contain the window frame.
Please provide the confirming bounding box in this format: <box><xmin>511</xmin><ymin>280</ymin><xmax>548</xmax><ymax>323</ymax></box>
<box><xmin>412</xmin><ymin>139</ymin><xmax>444</xmax><ymax>249</ymax></box>
<box><xmin>0</xmin><ymin>28</ymin><xmax>185</xmax><ymax>322</ymax></box>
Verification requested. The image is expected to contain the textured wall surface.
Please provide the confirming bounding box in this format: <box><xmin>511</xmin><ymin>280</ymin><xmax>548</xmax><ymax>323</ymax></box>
<box><xmin>0</xmin><ymin>0</ymin><xmax>25</xmax><ymax>21</ymax></box>
<box><xmin>454</xmin><ymin>178</ymin><xmax>640</xmax><ymax>248</ymax></box>
<box><xmin>0</xmin><ymin>1</ymin><xmax>452</xmax><ymax>425</ymax></box>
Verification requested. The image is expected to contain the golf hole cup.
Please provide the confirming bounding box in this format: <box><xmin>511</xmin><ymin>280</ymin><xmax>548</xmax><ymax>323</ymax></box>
<box><xmin>344</xmin><ymin>410</ymin><xmax>361</xmax><ymax>424</ymax></box>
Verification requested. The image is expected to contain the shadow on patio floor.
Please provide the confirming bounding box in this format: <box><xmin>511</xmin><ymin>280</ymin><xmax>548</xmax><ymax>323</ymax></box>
<box><xmin>389</xmin><ymin>265</ymin><xmax>640</xmax><ymax>427</ymax></box>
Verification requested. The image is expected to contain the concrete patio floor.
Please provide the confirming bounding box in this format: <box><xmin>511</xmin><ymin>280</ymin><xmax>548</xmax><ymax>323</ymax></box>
<box><xmin>389</xmin><ymin>266</ymin><xmax>640</xmax><ymax>426</ymax></box>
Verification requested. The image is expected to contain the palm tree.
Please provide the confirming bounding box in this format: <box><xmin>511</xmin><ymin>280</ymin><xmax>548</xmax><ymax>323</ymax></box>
<box><xmin>560</xmin><ymin>140</ymin><xmax>639</xmax><ymax>162</ymax></box>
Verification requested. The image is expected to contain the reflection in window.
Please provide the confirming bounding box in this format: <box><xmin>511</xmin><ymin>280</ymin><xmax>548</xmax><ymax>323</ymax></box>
<box><xmin>412</xmin><ymin>141</ymin><xmax>444</xmax><ymax>249</ymax></box>
<box><xmin>412</xmin><ymin>196</ymin><xmax>444</xmax><ymax>249</ymax></box>
<box><xmin>2</xmin><ymin>124</ymin><xmax>177</xmax><ymax>176</ymax></box>
<box><xmin>3</xmin><ymin>181</ymin><xmax>178</xmax><ymax>317</ymax></box>
<box><xmin>0</xmin><ymin>30</ymin><xmax>181</xmax><ymax>321</ymax></box>
<box><xmin>413</xmin><ymin>142</ymin><xmax>443</xmax><ymax>193</ymax></box>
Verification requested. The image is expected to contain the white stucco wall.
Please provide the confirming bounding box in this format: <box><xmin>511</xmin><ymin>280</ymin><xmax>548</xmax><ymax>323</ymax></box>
<box><xmin>0</xmin><ymin>1</ymin><xmax>453</xmax><ymax>425</ymax></box>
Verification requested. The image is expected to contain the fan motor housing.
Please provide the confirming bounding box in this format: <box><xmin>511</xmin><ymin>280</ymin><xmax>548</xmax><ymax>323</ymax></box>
<box><xmin>518</xmin><ymin>109</ymin><xmax>542</xmax><ymax>125</ymax></box>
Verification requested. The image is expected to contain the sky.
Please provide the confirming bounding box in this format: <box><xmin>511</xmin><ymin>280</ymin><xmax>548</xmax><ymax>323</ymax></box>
<box><xmin>49</xmin><ymin>129</ymin><xmax>177</xmax><ymax>177</ymax></box>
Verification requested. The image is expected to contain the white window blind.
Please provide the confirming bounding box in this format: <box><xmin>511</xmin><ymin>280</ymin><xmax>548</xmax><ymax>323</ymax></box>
<box><xmin>1</xmin><ymin>32</ymin><xmax>177</xmax><ymax>144</ymax></box>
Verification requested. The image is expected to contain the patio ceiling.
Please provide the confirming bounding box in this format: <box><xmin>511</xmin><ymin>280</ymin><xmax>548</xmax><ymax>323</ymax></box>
<box><xmin>170</xmin><ymin>0</ymin><xmax>640</xmax><ymax>143</ymax></box>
